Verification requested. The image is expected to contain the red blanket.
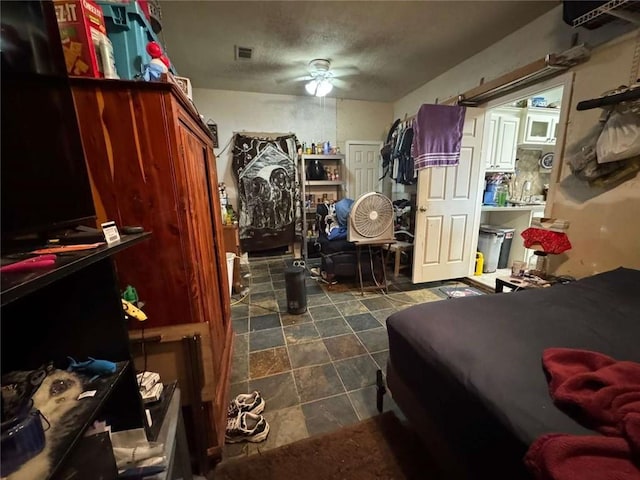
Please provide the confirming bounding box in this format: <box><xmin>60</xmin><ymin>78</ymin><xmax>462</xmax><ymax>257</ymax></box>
<box><xmin>525</xmin><ymin>348</ymin><xmax>640</xmax><ymax>480</ymax></box>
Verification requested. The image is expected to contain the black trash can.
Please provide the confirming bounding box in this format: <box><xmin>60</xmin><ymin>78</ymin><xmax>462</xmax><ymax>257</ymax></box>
<box><xmin>497</xmin><ymin>228</ymin><xmax>515</xmax><ymax>269</ymax></box>
<box><xmin>284</xmin><ymin>267</ymin><xmax>307</xmax><ymax>314</ymax></box>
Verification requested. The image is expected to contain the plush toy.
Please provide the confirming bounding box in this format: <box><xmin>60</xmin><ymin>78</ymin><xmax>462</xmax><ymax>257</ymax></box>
<box><xmin>67</xmin><ymin>357</ymin><xmax>116</xmax><ymax>381</ymax></box>
<box><xmin>143</xmin><ymin>41</ymin><xmax>170</xmax><ymax>82</ymax></box>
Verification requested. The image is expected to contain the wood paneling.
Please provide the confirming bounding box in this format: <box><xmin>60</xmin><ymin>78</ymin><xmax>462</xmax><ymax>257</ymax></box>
<box><xmin>71</xmin><ymin>78</ymin><xmax>232</xmax><ymax>463</ymax></box>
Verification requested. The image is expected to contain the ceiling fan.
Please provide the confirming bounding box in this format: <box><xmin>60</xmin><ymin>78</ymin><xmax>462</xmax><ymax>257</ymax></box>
<box><xmin>305</xmin><ymin>59</ymin><xmax>335</xmax><ymax>97</ymax></box>
<box><xmin>282</xmin><ymin>59</ymin><xmax>356</xmax><ymax>97</ymax></box>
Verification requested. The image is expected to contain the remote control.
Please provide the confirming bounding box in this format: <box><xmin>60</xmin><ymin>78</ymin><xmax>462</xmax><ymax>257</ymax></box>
<box><xmin>122</xmin><ymin>226</ymin><xmax>144</xmax><ymax>234</ymax></box>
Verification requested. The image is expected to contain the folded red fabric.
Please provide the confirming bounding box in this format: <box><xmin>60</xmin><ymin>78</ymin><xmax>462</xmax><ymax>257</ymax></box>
<box><xmin>525</xmin><ymin>348</ymin><xmax>640</xmax><ymax>480</ymax></box>
<box><xmin>520</xmin><ymin>228</ymin><xmax>572</xmax><ymax>254</ymax></box>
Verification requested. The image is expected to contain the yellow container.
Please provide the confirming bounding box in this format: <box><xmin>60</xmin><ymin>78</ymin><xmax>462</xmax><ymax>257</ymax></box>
<box><xmin>475</xmin><ymin>252</ymin><xmax>484</xmax><ymax>276</ymax></box>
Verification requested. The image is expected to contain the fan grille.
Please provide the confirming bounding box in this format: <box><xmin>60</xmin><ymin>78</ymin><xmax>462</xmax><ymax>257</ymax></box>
<box><xmin>352</xmin><ymin>193</ymin><xmax>393</xmax><ymax>238</ymax></box>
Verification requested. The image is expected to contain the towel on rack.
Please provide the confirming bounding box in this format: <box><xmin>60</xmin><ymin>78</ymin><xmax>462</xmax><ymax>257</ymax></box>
<box><xmin>412</xmin><ymin>104</ymin><xmax>466</xmax><ymax>169</ymax></box>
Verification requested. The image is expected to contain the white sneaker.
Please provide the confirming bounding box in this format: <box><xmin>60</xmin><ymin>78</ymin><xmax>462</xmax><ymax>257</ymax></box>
<box><xmin>227</xmin><ymin>391</ymin><xmax>265</xmax><ymax>418</ymax></box>
<box><xmin>225</xmin><ymin>412</ymin><xmax>270</xmax><ymax>443</ymax></box>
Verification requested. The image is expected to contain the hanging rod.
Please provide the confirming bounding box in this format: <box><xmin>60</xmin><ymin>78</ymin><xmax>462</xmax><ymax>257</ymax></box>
<box><xmin>576</xmin><ymin>87</ymin><xmax>640</xmax><ymax>110</ymax></box>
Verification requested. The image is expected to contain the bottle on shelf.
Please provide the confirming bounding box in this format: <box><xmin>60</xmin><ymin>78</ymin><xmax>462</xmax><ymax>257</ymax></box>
<box><xmin>496</xmin><ymin>184</ymin><xmax>509</xmax><ymax>207</ymax></box>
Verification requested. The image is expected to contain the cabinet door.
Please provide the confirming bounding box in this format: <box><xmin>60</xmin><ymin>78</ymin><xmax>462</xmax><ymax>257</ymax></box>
<box><xmin>549</xmin><ymin>116</ymin><xmax>559</xmax><ymax>144</ymax></box>
<box><xmin>176</xmin><ymin>120</ymin><xmax>229</xmax><ymax>369</ymax></box>
<box><xmin>524</xmin><ymin>112</ymin><xmax>554</xmax><ymax>144</ymax></box>
<box><xmin>484</xmin><ymin>114</ymin><xmax>499</xmax><ymax>170</ymax></box>
<box><xmin>494</xmin><ymin>113</ymin><xmax>519</xmax><ymax>171</ymax></box>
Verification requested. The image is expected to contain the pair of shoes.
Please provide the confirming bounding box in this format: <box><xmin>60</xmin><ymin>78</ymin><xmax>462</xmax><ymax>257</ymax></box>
<box><xmin>225</xmin><ymin>391</ymin><xmax>269</xmax><ymax>443</ymax></box>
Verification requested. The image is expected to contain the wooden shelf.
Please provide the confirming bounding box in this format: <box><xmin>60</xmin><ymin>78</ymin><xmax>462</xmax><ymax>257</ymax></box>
<box><xmin>2</xmin><ymin>362</ymin><xmax>131</xmax><ymax>480</ymax></box>
<box><xmin>306</xmin><ymin>180</ymin><xmax>344</xmax><ymax>186</ymax></box>
<box><xmin>302</xmin><ymin>154</ymin><xmax>344</xmax><ymax>160</ymax></box>
<box><xmin>1</xmin><ymin>233</ymin><xmax>150</xmax><ymax>307</ymax></box>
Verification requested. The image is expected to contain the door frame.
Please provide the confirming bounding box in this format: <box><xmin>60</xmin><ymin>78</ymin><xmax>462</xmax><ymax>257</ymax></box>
<box><xmin>479</xmin><ymin>72</ymin><xmax>574</xmax><ymax>216</ymax></box>
<box><xmin>345</xmin><ymin>140</ymin><xmax>384</xmax><ymax>199</ymax></box>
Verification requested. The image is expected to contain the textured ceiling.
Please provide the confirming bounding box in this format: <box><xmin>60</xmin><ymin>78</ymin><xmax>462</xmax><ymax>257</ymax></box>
<box><xmin>160</xmin><ymin>1</ymin><xmax>558</xmax><ymax>102</ymax></box>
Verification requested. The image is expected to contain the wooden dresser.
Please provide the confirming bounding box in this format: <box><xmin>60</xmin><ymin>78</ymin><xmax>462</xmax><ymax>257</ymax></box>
<box><xmin>70</xmin><ymin>78</ymin><xmax>232</xmax><ymax>468</ymax></box>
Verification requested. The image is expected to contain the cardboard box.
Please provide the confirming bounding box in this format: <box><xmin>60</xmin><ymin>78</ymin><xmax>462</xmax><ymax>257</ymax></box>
<box><xmin>54</xmin><ymin>0</ymin><xmax>118</xmax><ymax>78</ymax></box>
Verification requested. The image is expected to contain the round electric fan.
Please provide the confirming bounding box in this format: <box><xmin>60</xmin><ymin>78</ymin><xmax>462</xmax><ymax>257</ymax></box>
<box><xmin>348</xmin><ymin>193</ymin><xmax>395</xmax><ymax>242</ymax></box>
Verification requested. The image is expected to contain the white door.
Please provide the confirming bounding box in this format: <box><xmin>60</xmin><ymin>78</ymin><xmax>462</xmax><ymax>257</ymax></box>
<box><xmin>346</xmin><ymin>141</ymin><xmax>383</xmax><ymax>199</ymax></box>
<box><xmin>412</xmin><ymin>107</ymin><xmax>485</xmax><ymax>283</ymax></box>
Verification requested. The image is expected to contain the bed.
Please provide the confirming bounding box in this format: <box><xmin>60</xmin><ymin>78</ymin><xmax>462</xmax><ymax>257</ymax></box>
<box><xmin>386</xmin><ymin>267</ymin><xmax>640</xmax><ymax>479</ymax></box>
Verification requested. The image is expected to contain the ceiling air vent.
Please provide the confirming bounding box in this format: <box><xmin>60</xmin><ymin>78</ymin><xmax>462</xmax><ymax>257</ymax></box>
<box><xmin>235</xmin><ymin>46</ymin><xmax>253</xmax><ymax>60</ymax></box>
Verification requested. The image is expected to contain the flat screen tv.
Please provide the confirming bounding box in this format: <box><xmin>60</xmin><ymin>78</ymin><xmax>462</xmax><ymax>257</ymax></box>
<box><xmin>1</xmin><ymin>1</ymin><xmax>95</xmax><ymax>247</ymax></box>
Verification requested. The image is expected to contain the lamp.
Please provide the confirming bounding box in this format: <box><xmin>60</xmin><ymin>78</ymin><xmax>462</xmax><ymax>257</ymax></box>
<box><xmin>305</xmin><ymin>78</ymin><xmax>333</xmax><ymax>97</ymax></box>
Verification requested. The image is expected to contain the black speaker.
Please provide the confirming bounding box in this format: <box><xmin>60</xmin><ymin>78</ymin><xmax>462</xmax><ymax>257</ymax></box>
<box><xmin>284</xmin><ymin>267</ymin><xmax>307</xmax><ymax>314</ymax></box>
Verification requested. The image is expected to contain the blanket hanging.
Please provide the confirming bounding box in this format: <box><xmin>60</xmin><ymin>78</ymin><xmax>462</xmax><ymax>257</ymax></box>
<box><xmin>412</xmin><ymin>104</ymin><xmax>466</xmax><ymax>169</ymax></box>
<box><xmin>232</xmin><ymin>133</ymin><xmax>299</xmax><ymax>252</ymax></box>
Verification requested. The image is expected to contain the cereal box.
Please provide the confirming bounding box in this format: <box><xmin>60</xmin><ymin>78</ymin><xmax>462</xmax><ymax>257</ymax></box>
<box><xmin>54</xmin><ymin>0</ymin><xmax>118</xmax><ymax>78</ymax></box>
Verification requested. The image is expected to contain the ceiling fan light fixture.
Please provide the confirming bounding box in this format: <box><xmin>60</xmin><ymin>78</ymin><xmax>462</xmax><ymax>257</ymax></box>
<box><xmin>305</xmin><ymin>78</ymin><xmax>333</xmax><ymax>97</ymax></box>
<box><xmin>304</xmin><ymin>59</ymin><xmax>334</xmax><ymax>97</ymax></box>
<box><xmin>305</xmin><ymin>80</ymin><xmax>318</xmax><ymax>95</ymax></box>
<box><xmin>316</xmin><ymin>79</ymin><xmax>333</xmax><ymax>97</ymax></box>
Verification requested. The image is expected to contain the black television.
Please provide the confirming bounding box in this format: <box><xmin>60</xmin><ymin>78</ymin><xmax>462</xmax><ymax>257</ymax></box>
<box><xmin>1</xmin><ymin>1</ymin><xmax>96</xmax><ymax>249</ymax></box>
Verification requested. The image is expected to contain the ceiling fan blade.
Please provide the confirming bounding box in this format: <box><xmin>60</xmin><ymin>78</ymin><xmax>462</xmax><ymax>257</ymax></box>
<box><xmin>332</xmin><ymin>78</ymin><xmax>351</xmax><ymax>90</ymax></box>
<box><xmin>331</xmin><ymin>66</ymin><xmax>360</xmax><ymax>78</ymax></box>
<box><xmin>275</xmin><ymin>75</ymin><xmax>313</xmax><ymax>85</ymax></box>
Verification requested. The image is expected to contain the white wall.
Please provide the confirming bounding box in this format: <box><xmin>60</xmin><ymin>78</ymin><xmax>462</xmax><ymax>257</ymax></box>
<box><xmin>193</xmin><ymin>88</ymin><xmax>391</xmax><ymax>206</ymax></box>
<box><xmin>393</xmin><ymin>6</ymin><xmax>639</xmax><ymax>278</ymax></box>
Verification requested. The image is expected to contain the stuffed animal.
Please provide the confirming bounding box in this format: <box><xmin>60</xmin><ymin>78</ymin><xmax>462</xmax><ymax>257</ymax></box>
<box><xmin>143</xmin><ymin>42</ymin><xmax>171</xmax><ymax>82</ymax></box>
<box><xmin>324</xmin><ymin>202</ymin><xmax>338</xmax><ymax>236</ymax></box>
<box><xmin>67</xmin><ymin>357</ymin><xmax>116</xmax><ymax>381</ymax></box>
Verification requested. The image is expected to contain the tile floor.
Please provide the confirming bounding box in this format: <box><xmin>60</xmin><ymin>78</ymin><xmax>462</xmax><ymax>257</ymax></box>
<box><xmin>223</xmin><ymin>255</ymin><xmax>467</xmax><ymax>461</ymax></box>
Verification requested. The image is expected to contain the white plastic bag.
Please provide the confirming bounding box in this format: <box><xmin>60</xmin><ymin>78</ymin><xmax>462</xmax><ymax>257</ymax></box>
<box><xmin>596</xmin><ymin>111</ymin><xmax>640</xmax><ymax>163</ymax></box>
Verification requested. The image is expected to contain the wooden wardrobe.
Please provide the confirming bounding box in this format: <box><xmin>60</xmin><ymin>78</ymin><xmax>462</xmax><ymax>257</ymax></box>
<box><xmin>71</xmin><ymin>78</ymin><xmax>232</xmax><ymax>466</ymax></box>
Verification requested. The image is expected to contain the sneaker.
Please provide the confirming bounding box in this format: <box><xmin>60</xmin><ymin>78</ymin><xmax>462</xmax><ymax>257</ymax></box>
<box><xmin>227</xmin><ymin>391</ymin><xmax>265</xmax><ymax>418</ymax></box>
<box><xmin>225</xmin><ymin>412</ymin><xmax>270</xmax><ymax>443</ymax></box>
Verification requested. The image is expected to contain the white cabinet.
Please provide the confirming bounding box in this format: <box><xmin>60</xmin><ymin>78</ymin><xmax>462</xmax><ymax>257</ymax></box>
<box><xmin>520</xmin><ymin>107</ymin><xmax>560</xmax><ymax>145</ymax></box>
<box><xmin>485</xmin><ymin>108</ymin><xmax>520</xmax><ymax>172</ymax></box>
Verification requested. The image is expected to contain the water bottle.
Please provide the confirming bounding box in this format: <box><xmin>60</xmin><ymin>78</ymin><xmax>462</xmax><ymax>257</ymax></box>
<box><xmin>497</xmin><ymin>184</ymin><xmax>508</xmax><ymax>206</ymax></box>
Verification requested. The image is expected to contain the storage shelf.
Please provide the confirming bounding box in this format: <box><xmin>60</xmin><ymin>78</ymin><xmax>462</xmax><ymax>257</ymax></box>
<box><xmin>2</xmin><ymin>361</ymin><xmax>131</xmax><ymax>480</ymax></box>
<box><xmin>572</xmin><ymin>0</ymin><xmax>638</xmax><ymax>28</ymax></box>
<box><xmin>1</xmin><ymin>233</ymin><xmax>150</xmax><ymax>306</ymax></box>
<box><xmin>481</xmin><ymin>205</ymin><xmax>545</xmax><ymax>212</ymax></box>
<box><xmin>302</xmin><ymin>154</ymin><xmax>344</xmax><ymax>160</ymax></box>
<box><xmin>306</xmin><ymin>180</ymin><xmax>344</xmax><ymax>186</ymax></box>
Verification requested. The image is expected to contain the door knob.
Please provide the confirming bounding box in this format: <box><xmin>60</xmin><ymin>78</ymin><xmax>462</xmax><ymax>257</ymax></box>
<box><xmin>419</xmin><ymin>206</ymin><xmax>427</xmax><ymax>212</ymax></box>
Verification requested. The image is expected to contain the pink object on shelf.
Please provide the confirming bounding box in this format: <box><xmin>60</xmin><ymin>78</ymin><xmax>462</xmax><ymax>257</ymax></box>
<box><xmin>0</xmin><ymin>255</ymin><xmax>57</xmax><ymax>273</ymax></box>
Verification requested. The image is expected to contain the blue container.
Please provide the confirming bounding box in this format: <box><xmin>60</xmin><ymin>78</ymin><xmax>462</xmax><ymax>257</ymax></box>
<box><xmin>0</xmin><ymin>408</ymin><xmax>46</xmax><ymax>476</ymax></box>
<box><xmin>483</xmin><ymin>184</ymin><xmax>498</xmax><ymax>205</ymax></box>
<box><xmin>98</xmin><ymin>2</ymin><xmax>167</xmax><ymax>80</ymax></box>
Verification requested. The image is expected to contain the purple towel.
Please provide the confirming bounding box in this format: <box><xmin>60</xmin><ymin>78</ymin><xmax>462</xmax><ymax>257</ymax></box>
<box><xmin>412</xmin><ymin>104</ymin><xmax>466</xmax><ymax>169</ymax></box>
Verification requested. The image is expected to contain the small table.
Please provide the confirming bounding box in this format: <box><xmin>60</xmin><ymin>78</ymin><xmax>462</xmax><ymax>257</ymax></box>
<box><xmin>495</xmin><ymin>276</ymin><xmax>553</xmax><ymax>293</ymax></box>
<box><xmin>353</xmin><ymin>240</ymin><xmax>394</xmax><ymax>295</ymax></box>
<box><xmin>384</xmin><ymin>241</ymin><xmax>413</xmax><ymax>278</ymax></box>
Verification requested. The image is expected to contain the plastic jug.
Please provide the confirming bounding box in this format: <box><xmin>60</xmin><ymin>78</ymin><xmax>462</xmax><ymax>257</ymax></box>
<box><xmin>475</xmin><ymin>252</ymin><xmax>484</xmax><ymax>276</ymax></box>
